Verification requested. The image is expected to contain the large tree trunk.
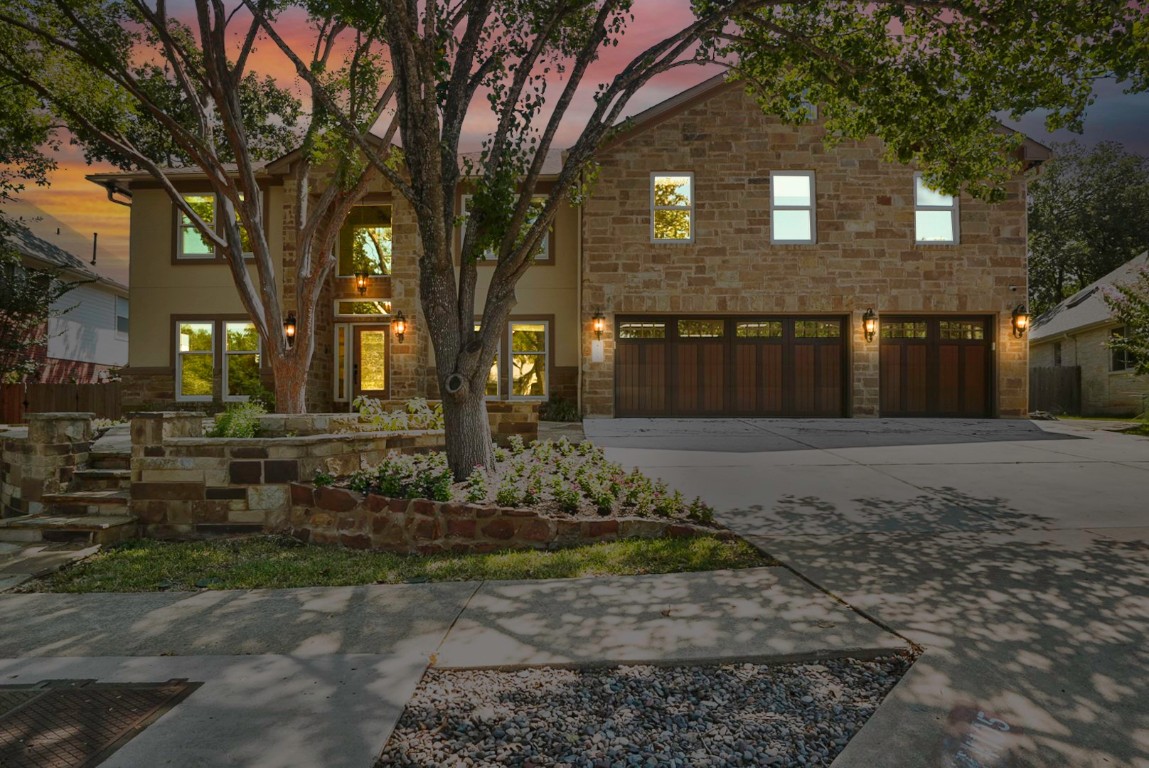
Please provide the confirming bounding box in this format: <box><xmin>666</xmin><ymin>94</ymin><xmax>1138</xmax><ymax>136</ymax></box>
<box><xmin>442</xmin><ymin>380</ymin><xmax>494</xmax><ymax>480</ymax></box>
<box><xmin>270</xmin><ymin>354</ymin><xmax>309</xmax><ymax>414</ymax></box>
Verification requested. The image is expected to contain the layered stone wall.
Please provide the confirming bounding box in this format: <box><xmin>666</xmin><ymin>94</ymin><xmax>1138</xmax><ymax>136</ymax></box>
<box><xmin>130</xmin><ymin>412</ymin><xmax>443</xmax><ymax>537</ymax></box>
<box><xmin>287</xmin><ymin>483</ymin><xmax>729</xmax><ymax>554</ymax></box>
<box><xmin>580</xmin><ymin>84</ymin><xmax>1031</xmax><ymax>417</ymax></box>
<box><xmin>1</xmin><ymin>413</ymin><xmax>92</xmax><ymax>518</ymax></box>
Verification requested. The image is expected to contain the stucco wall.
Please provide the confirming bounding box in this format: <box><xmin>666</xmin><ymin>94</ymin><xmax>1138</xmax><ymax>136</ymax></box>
<box><xmin>579</xmin><ymin>85</ymin><xmax>1030</xmax><ymax>417</ymax></box>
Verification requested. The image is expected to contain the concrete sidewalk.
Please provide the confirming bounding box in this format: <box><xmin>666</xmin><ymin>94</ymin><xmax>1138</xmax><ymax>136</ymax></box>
<box><xmin>597</xmin><ymin>418</ymin><xmax>1149</xmax><ymax>768</ymax></box>
<box><xmin>0</xmin><ymin>567</ymin><xmax>907</xmax><ymax>767</ymax></box>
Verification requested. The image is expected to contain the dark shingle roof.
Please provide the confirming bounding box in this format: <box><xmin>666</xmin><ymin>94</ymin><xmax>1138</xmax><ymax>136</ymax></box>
<box><xmin>1030</xmin><ymin>251</ymin><xmax>1149</xmax><ymax>341</ymax></box>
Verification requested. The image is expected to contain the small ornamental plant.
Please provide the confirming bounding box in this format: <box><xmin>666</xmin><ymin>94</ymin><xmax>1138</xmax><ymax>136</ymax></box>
<box><xmin>328</xmin><ymin>440</ymin><xmax>715</xmax><ymax>525</ymax></box>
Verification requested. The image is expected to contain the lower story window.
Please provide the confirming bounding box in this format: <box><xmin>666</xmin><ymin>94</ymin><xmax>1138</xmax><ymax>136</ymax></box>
<box><xmin>224</xmin><ymin>322</ymin><xmax>261</xmax><ymax>400</ymax></box>
<box><xmin>510</xmin><ymin>321</ymin><xmax>548</xmax><ymax>398</ymax></box>
<box><xmin>175</xmin><ymin>319</ymin><xmax>262</xmax><ymax>402</ymax></box>
<box><xmin>1111</xmin><ymin>328</ymin><xmax>1136</xmax><ymax>372</ymax></box>
<box><xmin>177</xmin><ymin>321</ymin><xmax>215</xmax><ymax>401</ymax></box>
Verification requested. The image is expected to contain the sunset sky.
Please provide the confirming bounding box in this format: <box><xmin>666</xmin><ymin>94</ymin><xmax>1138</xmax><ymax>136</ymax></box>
<box><xmin>8</xmin><ymin>2</ymin><xmax>1149</xmax><ymax>286</ymax></box>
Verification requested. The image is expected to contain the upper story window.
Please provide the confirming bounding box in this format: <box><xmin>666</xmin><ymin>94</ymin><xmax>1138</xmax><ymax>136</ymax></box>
<box><xmin>914</xmin><ymin>174</ymin><xmax>959</xmax><ymax>244</ymax></box>
<box><xmin>651</xmin><ymin>173</ymin><xmax>693</xmax><ymax>243</ymax></box>
<box><xmin>770</xmin><ymin>171</ymin><xmax>816</xmax><ymax>244</ymax></box>
<box><xmin>177</xmin><ymin>194</ymin><xmax>216</xmax><ymax>259</ymax></box>
<box><xmin>509</xmin><ymin>320</ymin><xmax>548</xmax><ymax>398</ymax></box>
<box><xmin>114</xmin><ymin>296</ymin><xmax>129</xmax><ymax>339</ymax></box>
<box><xmin>459</xmin><ymin>195</ymin><xmax>551</xmax><ymax>262</ymax></box>
<box><xmin>338</xmin><ymin>205</ymin><xmax>392</xmax><ymax>276</ymax></box>
<box><xmin>1111</xmin><ymin>327</ymin><xmax>1136</xmax><ymax>372</ymax></box>
<box><xmin>176</xmin><ymin>193</ymin><xmax>254</xmax><ymax>260</ymax></box>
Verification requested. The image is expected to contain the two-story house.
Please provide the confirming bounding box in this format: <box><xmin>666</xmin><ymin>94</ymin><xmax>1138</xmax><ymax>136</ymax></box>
<box><xmin>90</xmin><ymin>76</ymin><xmax>1046</xmax><ymax>418</ymax></box>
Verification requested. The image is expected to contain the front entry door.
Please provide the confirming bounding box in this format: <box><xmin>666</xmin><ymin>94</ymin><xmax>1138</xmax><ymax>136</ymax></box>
<box><xmin>352</xmin><ymin>324</ymin><xmax>390</xmax><ymax>399</ymax></box>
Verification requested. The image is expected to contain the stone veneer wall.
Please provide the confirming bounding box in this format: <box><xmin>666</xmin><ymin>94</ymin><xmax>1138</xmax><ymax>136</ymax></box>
<box><xmin>130</xmin><ymin>412</ymin><xmax>443</xmax><ymax>538</ymax></box>
<box><xmin>580</xmin><ymin>85</ymin><xmax>1030</xmax><ymax>417</ymax></box>
<box><xmin>352</xmin><ymin>400</ymin><xmax>540</xmax><ymax>446</ymax></box>
<box><xmin>287</xmin><ymin>483</ymin><xmax>729</xmax><ymax>554</ymax></box>
<box><xmin>1</xmin><ymin>413</ymin><xmax>92</xmax><ymax>518</ymax></box>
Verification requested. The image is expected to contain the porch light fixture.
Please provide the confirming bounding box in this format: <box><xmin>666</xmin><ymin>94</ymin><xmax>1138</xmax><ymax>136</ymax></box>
<box><xmin>592</xmin><ymin>310</ymin><xmax>605</xmax><ymax>340</ymax></box>
<box><xmin>394</xmin><ymin>310</ymin><xmax>407</xmax><ymax>343</ymax></box>
<box><xmin>354</xmin><ymin>271</ymin><xmax>370</xmax><ymax>295</ymax></box>
<box><xmin>862</xmin><ymin>308</ymin><xmax>877</xmax><ymax>343</ymax></box>
<box><xmin>1011</xmin><ymin>304</ymin><xmax>1029</xmax><ymax>338</ymax></box>
<box><xmin>283</xmin><ymin>311</ymin><xmax>297</xmax><ymax>347</ymax></box>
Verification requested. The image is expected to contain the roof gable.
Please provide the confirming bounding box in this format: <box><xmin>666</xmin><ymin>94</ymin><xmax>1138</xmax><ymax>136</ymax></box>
<box><xmin>1030</xmin><ymin>251</ymin><xmax>1149</xmax><ymax>341</ymax></box>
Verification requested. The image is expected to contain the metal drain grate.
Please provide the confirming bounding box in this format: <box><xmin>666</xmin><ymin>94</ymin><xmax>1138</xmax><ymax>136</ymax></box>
<box><xmin>0</xmin><ymin>679</ymin><xmax>200</xmax><ymax>767</ymax></box>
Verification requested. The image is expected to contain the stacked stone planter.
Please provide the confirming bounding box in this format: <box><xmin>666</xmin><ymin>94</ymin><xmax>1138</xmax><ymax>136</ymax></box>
<box><xmin>287</xmin><ymin>483</ymin><xmax>731</xmax><ymax>554</ymax></box>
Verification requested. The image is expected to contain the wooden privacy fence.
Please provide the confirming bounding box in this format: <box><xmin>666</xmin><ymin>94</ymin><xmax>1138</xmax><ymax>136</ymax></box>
<box><xmin>1029</xmin><ymin>366</ymin><xmax>1081</xmax><ymax>416</ymax></box>
<box><xmin>0</xmin><ymin>382</ymin><xmax>122</xmax><ymax>423</ymax></box>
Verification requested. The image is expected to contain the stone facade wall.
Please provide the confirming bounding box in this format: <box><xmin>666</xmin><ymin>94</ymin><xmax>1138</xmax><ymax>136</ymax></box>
<box><xmin>129</xmin><ymin>412</ymin><xmax>443</xmax><ymax>538</ymax></box>
<box><xmin>1</xmin><ymin>414</ymin><xmax>92</xmax><ymax>518</ymax></box>
<box><xmin>286</xmin><ymin>483</ymin><xmax>728</xmax><ymax>554</ymax></box>
<box><xmin>580</xmin><ymin>85</ymin><xmax>1030</xmax><ymax>417</ymax></box>
<box><xmin>349</xmin><ymin>399</ymin><xmax>539</xmax><ymax>446</ymax></box>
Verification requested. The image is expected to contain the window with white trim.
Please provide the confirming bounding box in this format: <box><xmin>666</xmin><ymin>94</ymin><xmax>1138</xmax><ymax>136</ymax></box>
<box><xmin>176</xmin><ymin>321</ymin><xmax>214</xmax><ymax>400</ymax></box>
<box><xmin>177</xmin><ymin>195</ymin><xmax>216</xmax><ymax>259</ymax></box>
<box><xmin>223</xmin><ymin>322</ymin><xmax>261</xmax><ymax>400</ymax></box>
<box><xmin>114</xmin><ymin>296</ymin><xmax>129</xmax><ymax>339</ymax></box>
<box><xmin>509</xmin><ymin>320</ymin><xmax>548</xmax><ymax>398</ymax></box>
<box><xmin>651</xmin><ymin>173</ymin><xmax>693</xmax><ymax>242</ymax></box>
<box><xmin>460</xmin><ymin>195</ymin><xmax>549</xmax><ymax>261</ymax></box>
<box><xmin>770</xmin><ymin>171</ymin><xmax>816</xmax><ymax>244</ymax></box>
<box><xmin>1111</xmin><ymin>327</ymin><xmax>1137</xmax><ymax>372</ymax></box>
<box><xmin>914</xmin><ymin>174</ymin><xmax>959</xmax><ymax>243</ymax></box>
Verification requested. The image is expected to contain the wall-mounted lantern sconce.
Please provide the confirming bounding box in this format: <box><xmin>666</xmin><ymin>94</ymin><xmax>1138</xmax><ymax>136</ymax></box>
<box><xmin>592</xmin><ymin>310</ymin><xmax>605</xmax><ymax>340</ymax></box>
<box><xmin>862</xmin><ymin>308</ymin><xmax>877</xmax><ymax>343</ymax></box>
<box><xmin>354</xmin><ymin>271</ymin><xmax>370</xmax><ymax>295</ymax></box>
<box><xmin>394</xmin><ymin>310</ymin><xmax>407</xmax><ymax>343</ymax></box>
<box><xmin>1011</xmin><ymin>304</ymin><xmax>1029</xmax><ymax>338</ymax></box>
<box><xmin>283</xmin><ymin>311</ymin><xmax>297</xmax><ymax>347</ymax></box>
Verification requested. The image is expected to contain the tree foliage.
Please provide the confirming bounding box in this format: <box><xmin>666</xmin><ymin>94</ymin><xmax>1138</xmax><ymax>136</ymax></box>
<box><xmin>1029</xmin><ymin>142</ymin><xmax>1149</xmax><ymax>315</ymax></box>
<box><xmin>0</xmin><ymin>234</ymin><xmax>77</xmax><ymax>384</ymax></box>
<box><xmin>1106</xmin><ymin>268</ymin><xmax>1149</xmax><ymax>378</ymax></box>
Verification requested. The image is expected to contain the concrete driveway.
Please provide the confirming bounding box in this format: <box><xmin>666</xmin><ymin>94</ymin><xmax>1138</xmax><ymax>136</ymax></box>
<box><xmin>587</xmin><ymin>418</ymin><xmax>1149</xmax><ymax>768</ymax></box>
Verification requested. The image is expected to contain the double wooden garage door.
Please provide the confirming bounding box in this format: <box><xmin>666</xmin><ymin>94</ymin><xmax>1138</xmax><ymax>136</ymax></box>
<box><xmin>615</xmin><ymin>316</ymin><xmax>846</xmax><ymax>417</ymax></box>
<box><xmin>614</xmin><ymin>315</ymin><xmax>993</xmax><ymax>418</ymax></box>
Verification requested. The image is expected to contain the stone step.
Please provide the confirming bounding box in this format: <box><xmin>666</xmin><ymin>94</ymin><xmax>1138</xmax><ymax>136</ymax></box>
<box><xmin>41</xmin><ymin>490</ymin><xmax>131</xmax><ymax>518</ymax></box>
<box><xmin>72</xmin><ymin>468</ymin><xmax>132</xmax><ymax>492</ymax></box>
<box><xmin>89</xmin><ymin>453</ymin><xmax>130</xmax><ymax>471</ymax></box>
<box><xmin>0</xmin><ymin>513</ymin><xmax>137</xmax><ymax>545</ymax></box>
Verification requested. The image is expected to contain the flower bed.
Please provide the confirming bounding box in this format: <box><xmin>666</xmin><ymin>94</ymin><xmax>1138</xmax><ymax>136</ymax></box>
<box><xmin>288</xmin><ymin>437</ymin><xmax>727</xmax><ymax>553</ymax></box>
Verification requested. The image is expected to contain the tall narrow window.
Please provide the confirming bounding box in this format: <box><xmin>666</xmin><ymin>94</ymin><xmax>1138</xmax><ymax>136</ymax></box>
<box><xmin>223</xmin><ymin>322</ymin><xmax>261</xmax><ymax>400</ymax></box>
<box><xmin>914</xmin><ymin>174</ymin><xmax>959</xmax><ymax>243</ymax></box>
<box><xmin>770</xmin><ymin>172</ymin><xmax>816</xmax><ymax>244</ymax></box>
<box><xmin>114</xmin><ymin>296</ymin><xmax>129</xmax><ymax>339</ymax></box>
<box><xmin>177</xmin><ymin>195</ymin><xmax>216</xmax><ymax>259</ymax></box>
<box><xmin>176</xmin><ymin>321</ymin><xmax>214</xmax><ymax>400</ymax></box>
<box><xmin>651</xmin><ymin>174</ymin><xmax>693</xmax><ymax>242</ymax></box>
<box><xmin>509</xmin><ymin>321</ymin><xmax>548</xmax><ymax>398</ymax></box>
<box><xmin>334</xmin><ymin>324</ymin><xmax>350</xmax><ymax>402</ymax></box>
<box><xmin>475</xmin><ymin>323</ymin><xmax>499</xmax><ymax>396</ymax></box>
<box><xmin>338</xmin><ymin>206</ymin><xmax>393</xmax><ymax>276</ymax></box>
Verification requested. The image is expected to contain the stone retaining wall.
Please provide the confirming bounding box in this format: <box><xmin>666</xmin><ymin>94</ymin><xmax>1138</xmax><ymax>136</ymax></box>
<box><xmin>1</xmin><ymin>414</ymin><xmax>92</xmax><ymax>518</ymax></box>
<box><xmin>286</xmin><ymin>483</ymin><xmax>729</xmax><ymax>554</ymax></box>
<box><xmin>130</xmin><ymin>412</ymin><xmax>444</xmax><ymax>538</ymax></box>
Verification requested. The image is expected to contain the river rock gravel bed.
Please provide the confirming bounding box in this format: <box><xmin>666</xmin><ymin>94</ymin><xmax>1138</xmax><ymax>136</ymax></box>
<box><xmin>377</xmin><ymin>656</ymin><xmax>911</xmax><ymax>767</ymax></box>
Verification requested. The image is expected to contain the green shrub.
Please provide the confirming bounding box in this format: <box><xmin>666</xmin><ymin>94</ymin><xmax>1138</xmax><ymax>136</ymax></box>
<box><xmin>354</xmin><ymin>396</ymin><xmax>444</xmax><ymax>431</ymax></box>
<box><xmin>538</xmin><ymin>395</ymin><xmax>581</xmax><ymax>422</ymax></box>
<box><xmin>207</xmin><ymin>401</ymin><xmax>266</xmax><ymax>438</ymax></box>
<box><xmin>347</xmin><ymin>451</ymin><xmax>453</xmax><ymax>501</ymax></box>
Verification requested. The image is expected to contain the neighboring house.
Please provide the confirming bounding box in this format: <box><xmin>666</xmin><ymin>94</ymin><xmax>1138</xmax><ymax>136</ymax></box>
<box><xmin>1029</xmin><ymin>252</ymin><xmax>1149</xmax><ymax>417</ymax></box>
<box><xmin>89</xmin><ymin>76</ymin><xmax>1046</xmax><ymax>418</ymax></box>
<box><xmin>5</xmin><ymin>226</ymin><xmax>129</xmax><ymax>384</ymax></box>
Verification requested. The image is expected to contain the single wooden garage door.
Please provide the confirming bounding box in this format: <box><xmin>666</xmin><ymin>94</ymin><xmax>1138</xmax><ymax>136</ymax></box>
<box><xmin>615</xmin><ymin>316</ymin><xmax>846</xmax><ymax>417</ymax></box>
<box><xmin>879</xmin><ymin>316</ymin><xmax>992</xmax><ymax>417</ymax></box>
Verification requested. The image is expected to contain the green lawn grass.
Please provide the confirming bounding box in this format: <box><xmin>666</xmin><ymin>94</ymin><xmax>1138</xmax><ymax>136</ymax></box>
<box><xmin>32</xmin><ymin>535</ymin><xmax>773</xmax><ymax>593</ymax></box>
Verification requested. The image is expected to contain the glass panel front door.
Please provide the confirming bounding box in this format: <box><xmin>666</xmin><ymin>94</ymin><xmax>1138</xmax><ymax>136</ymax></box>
<box><xmin>353</xmin><ymin>325</ymin><xmax>389</xmax><ymax>398</ymax></box>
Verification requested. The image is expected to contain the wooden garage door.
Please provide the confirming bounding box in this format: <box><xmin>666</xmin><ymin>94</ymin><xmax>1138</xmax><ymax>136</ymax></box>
<box><xmin>615</xmin><ymin>316</ymin><xmax>846</xmax><ymax>417</ymax></box>
<box><xmin>879</xmin><ymin>317</ymin><xmax>992</xmax><ymax>417</ymax></box>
